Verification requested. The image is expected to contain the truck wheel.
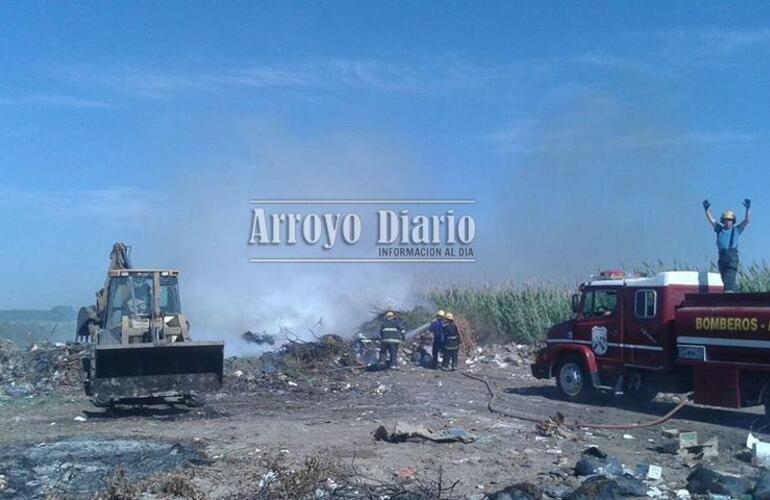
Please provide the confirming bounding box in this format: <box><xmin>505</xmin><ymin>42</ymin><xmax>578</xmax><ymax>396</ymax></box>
<box><xmin>183</xmin><ymin>394</ymin><xmax>205</xmax><ymax>408</ymax></box>
<box><xmin>556</xmin><ymin>357</ymin><xmax>593</xmax><ymax>403</ymax></box>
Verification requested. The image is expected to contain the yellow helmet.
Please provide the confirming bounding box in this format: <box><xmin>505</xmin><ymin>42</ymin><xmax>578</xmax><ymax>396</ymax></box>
<box><xmin>436</xmin><ymin>310</ymin><xmax>446</xmax><ymax>318</ymax></box>
<box><xmin>445</xmin><ymin>312</ymin><xmax>455</xmax><ymax>321</ymax></box>
<box><xmin>384</xmin><ymin>311</ymin><xmax>395</xmax><ymax>320</ymax></box>
<box><xmin>721</xmin><ymin>210</ymin><xmax>736</xmax><ymax>221</ymax></box>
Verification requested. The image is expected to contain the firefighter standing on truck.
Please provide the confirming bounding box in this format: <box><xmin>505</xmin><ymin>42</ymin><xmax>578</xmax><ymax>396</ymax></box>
<box><xmin>442</xmin><ymin>312</ymin><xmax>460</xmax><ymax>371</ymax></box>
<box><xmin>428</xmin><ymin>310</ymin><xmax>446</xmax><ymax>369</ymax></box>
<box><xmin>379</xmin><ymin>310</ymin><xmax>405</xmax><ymax>369</ymax></box>
<box><xmin>703</xmin><ymin>198</ymin><xmax>751</xmax><ymax>292</ymax></box>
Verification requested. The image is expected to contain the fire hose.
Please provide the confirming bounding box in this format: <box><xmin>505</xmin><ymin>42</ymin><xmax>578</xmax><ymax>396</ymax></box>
<box><xmin>461</xmin><ymin>371</ymin><xmax>691</xmax><ymax>430</ymax></box>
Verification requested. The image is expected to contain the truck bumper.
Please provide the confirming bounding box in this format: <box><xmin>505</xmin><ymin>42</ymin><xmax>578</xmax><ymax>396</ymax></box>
<box><xmin>530</xmin><ymin>363</ymin><xmax>550</xmax><ymax>379</ymax></box>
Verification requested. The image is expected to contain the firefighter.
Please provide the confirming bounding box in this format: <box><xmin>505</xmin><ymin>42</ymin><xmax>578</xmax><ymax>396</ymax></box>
<box><xmin>703</xmin><ymin>199</ymin><xmax>751</xmax><ymax>292</ymax></box>
<box><xmin>379</xmin><ymin>310</ymin><xmax>405</xmax><ymax>369</ymax></box>
<box><xmin>442</xmin><ymin>312</ymin><xmax>460</xmax><ymax>371</ymax></box>
<box><xmin>428</xmin><ymin>310</ymin><xmax>446</xmax><ymax>369</ymax></box>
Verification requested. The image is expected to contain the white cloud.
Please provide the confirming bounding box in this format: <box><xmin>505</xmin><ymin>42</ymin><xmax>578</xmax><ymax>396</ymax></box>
<box><xmin>59</xmin><ymin>57</ymin><xmax>522</xmax><ymax>99</ymax></box>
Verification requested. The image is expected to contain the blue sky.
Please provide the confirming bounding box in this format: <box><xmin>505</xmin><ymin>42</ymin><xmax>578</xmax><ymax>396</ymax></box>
<box><xmin>2</xmin><ymin>2</ymin><xmax>770</xmax><ymax>321</ymax></box>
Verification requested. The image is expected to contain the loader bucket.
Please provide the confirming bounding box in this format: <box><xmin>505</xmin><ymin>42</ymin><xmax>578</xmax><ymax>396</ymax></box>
<box><xmin>89</xmin><ymin>341</ymin><xmax>224</xmax><ymax>403</ymax></box>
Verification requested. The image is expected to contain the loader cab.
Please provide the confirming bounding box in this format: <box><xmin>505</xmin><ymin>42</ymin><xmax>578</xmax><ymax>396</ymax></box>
<box><xmin>102</xmin><ymin>269</ymin><xmax>184</xmax><ymax>345</ymax></box>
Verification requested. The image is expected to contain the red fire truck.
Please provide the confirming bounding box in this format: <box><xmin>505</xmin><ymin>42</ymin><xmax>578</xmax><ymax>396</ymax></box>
<box><xmin>531</xmin><ymin>270</ymin><xmax>770</xmax><ymax>415</ymax></box>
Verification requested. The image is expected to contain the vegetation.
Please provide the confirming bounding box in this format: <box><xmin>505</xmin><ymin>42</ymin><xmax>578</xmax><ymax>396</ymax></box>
<box><xmin>424</xmin><ymin>281</ymin><xmax>572</xmax><ymax>345</ymax></box>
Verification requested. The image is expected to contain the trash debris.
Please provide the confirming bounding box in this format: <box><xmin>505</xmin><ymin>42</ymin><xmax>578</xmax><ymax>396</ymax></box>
<box><xmin>73</xmin><ymin>416</ymin><xmax>87</xmax><ymax>422</ymax></box>
<box><xmin>241</xmin><ymin>330</ymin><xmax>276</xmax><ymax>346</ymax></box>
<box><xmin>659</xmin><ymin>433</ymin><xmax>718</xmax><ymax>466</ymax></box>
<box><xmin>0</xmin><ymin>341</ymin><xmax>85</xmax><ymax>397</ymax></box>
<box><xmin>678</xmin><ymin>431</ymin><xmax>698</xmax><ymax>449</ymax></box>
<box><xmin>567</xmin><ymin>476</ymin><xmax>623</xmax><ymax>500</ymax></box>
<box><xmin>662</xmin><ymin>429</ymin><xmax>680</xmax><ymax>439</ymax></box>
<box><xmin>373</xmin><ymin>422</ymin><xmax>476</xmax><ymax>444</ymax></box>
<box><xmin>395</xmin><ymin>466</ymin><xmax>416</xmax><ymax>480</ymax></box>
<box><xmin>635</xmin><ymin>464</ymin><xmax>662</xmax><ymax>481</ymax></box>
<box><xmin>748</xmin><ymin>433</ymin><xmax>770</xmax><ymax>467</ymax></box>
<box><xmin>614</xmin><ymin>474</ymin><xmax>649</xmax><ymax>496</ymax></box>
<box><xmin>486</xmin><ymin>482</ymin><xmax>540</xmax><ymax>500</ymax></box>
<box><xmin>4</xmin><ymin>383</ymin><xmax>34</xmax><ymax>398</ymax></box>
<box><xmin>686</xmin><ymin>466</ymin><xmax>753</xmax><ymax>498</ymax></box>
<box><xmin>536</xmin><ymin>412</ymin><xmax>570</xmax><ymax>438</ymax></box>
<box><xmin>574</xmin><ymin>447</ymin><xmax>623</xmax><ymax>477</ymax></box>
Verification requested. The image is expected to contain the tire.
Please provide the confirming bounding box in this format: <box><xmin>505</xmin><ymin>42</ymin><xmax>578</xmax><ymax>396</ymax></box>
<box><xmin>555</xmin><ymin>356</ymin><xmax>594</xmax><ymax>403</ymax></box>
<box><xmin>183</xmin><ymin>394</ymin><xmax>205</xmax><ymax>408</ymax></box>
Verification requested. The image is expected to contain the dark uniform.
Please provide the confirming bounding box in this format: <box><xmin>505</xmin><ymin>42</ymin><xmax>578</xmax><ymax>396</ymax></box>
<box><xmin>428</xmin><ymin>317</ymin><xmax>445</xmax><ymax>369</ymax></box>
<box><xmin>714</xmin><ymin>223</ymin><xmax>742</xmax><ymax>292</ymax></box>
<box><xmin>442</xmin><ymin>321</ymin><xmax>460</xmax><ymax>371</ymax></box>
<box><xmin>379</xmin><ymin>316</ymin><xmax>405</xmax><ymax>369</ymax></box>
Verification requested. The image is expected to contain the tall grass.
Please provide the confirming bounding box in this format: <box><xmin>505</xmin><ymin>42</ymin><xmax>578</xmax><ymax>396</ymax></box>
<box><xmin>424</xmin><ymin>261</ymin><xmax>770</xmax><ymax>345</ymax></box>
<box><xmin>424</xmin><ymin>281</ymin><xmax>572</xmax><ymax>345</ymax></box>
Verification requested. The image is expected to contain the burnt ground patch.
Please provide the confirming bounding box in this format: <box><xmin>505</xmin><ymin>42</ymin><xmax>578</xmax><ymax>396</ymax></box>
<box><xmin>0</xmin><ymin>437</ymin><xmax>203</xmax><ymax>498</ymax></box>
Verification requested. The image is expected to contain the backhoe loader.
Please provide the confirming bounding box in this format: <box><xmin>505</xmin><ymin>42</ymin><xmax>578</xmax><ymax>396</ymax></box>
<box><xmin>76</xmin><ymin>243</ymin><xmax>224</xmax><ymax>407</ymax></box>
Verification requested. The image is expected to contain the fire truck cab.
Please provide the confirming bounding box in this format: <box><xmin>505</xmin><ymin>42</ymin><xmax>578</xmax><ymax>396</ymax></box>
<box><xmin>532</xmin><ymin>270</ymin><xmax>726</xmax><ymax>404</ymax></box>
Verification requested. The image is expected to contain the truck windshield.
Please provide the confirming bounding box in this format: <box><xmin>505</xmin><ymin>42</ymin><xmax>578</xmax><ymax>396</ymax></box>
<box><xmin>581</xmin><ymin>289</ymin><xmax>618</xmax><ymax>317</ymax></box>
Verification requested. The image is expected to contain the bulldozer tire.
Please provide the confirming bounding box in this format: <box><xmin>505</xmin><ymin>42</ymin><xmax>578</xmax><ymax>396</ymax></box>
<box><xmin>92</xmin><ymin>396</ymin><xmax>113</xmax><ymax>408</ymax></box>
<box><xmin>183</xmin><ymin>394</ymin><xmax>205</xmax><ymax>408</ymax></box>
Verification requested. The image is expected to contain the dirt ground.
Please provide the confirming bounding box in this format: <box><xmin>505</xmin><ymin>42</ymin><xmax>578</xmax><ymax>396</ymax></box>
<box><xmin>0</xmin><ymin>356</ymin><xmax>768</xmax><ymax>499</ymax></box>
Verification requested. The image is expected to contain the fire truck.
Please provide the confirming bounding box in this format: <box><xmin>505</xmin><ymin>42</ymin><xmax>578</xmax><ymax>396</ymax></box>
<box><xmin>531</xmin><ymin>270</ymin><xmax>770</xmax><ymax>416</ymax></box>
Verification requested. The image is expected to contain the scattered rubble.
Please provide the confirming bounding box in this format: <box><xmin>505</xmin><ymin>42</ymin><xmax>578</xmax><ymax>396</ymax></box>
<box><xmin>0</xmin><ymin>340</ymin><xmax>84</xmax><ymax>397</ymax></box>
<box><xmin>374</xmin><ymin>421</ymin><xmax>476</xmax><ymax>443</ymax></box>
<box><xmin>486</xmin><ymin>482</ymin><xmax>540</xmax><ymax>500</ymax></box>
<box><xmin>574</xmin><ymin>447</ymin><xmax>623</xmax><ymax>477</ymax></box>
<box><xmin>686</xmin><ymin>466</ymin><xmax>753</xmax><ymax>497</ymax></box>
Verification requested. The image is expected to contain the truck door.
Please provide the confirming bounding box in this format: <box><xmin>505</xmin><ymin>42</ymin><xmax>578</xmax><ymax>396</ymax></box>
<box><xmin>575</xmin><ymin>287</ymin><xmax>623</xmax><ymax>367</ymax></box>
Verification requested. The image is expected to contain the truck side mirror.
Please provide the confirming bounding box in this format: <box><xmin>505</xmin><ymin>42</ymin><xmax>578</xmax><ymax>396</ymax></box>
<box><xmin>571</xmin><ymin>293</ymin><xmax>579</xmax><ymax>314</ymax></box>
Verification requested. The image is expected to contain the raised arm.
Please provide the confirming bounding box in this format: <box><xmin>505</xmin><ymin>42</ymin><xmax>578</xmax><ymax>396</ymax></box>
<box><xmin>738</xmin><ymin>198</ymin><xmax>751</xmax><ymax>231</ymax></box>
<box><xmin>703</xmin><ymin>199</ymin><xmax>716</xmax><ymax>227</ymax></box>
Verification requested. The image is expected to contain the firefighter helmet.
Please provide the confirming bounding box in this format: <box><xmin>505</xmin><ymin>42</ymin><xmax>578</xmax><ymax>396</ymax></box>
<box><xmin>436</xmin><ymin>310</ymin><xmax>446</xmax><ymax>318</ymax></box>
<box><xmin>445</xmin><ymin>312</ymin><xmax>455</xmax><ymax>321</ymax></box>
<box><xmin>721</xmin><ymin>210</ymin><xmax>736</xmax><ymax>221</ymax></box>
<box><xmin>384</xmin><ymin>311</ymin><xmax>395</xmax><ymax>320</ymax></box>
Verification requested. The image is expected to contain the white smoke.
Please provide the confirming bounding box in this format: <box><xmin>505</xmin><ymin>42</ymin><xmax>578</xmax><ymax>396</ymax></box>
<box><xmin>146</xmin><ymin>127</ymin><xmax>430</xmax><ymax>355</ymax></box>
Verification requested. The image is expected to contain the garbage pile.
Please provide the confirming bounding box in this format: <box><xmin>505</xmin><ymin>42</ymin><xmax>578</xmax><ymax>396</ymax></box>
<box><xmin>223</xmin><ymin>312</ymin><xmax>543</xmax><ymax>394</ymax></box>
<box><xmin>225</xmin><ymin>335</ymin><xmax>365</xmax><ymax>392</ymax></box>
<box><xmin>0</xmin><ymin>339</ymin><xmax>85</xmax><ymax>398</ymax></box>
<box><xmin>464</xmin><ymin>342</ymin><xmax>537</xmax><ymax>371</ymax></box>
